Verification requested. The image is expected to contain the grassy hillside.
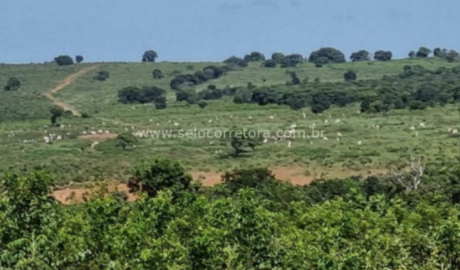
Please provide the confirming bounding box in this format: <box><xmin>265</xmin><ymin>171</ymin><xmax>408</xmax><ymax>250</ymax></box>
<box><xmin>0</xmin><ymin>57</ymin><xmax>459</xmax><ymax>186</ymax></box>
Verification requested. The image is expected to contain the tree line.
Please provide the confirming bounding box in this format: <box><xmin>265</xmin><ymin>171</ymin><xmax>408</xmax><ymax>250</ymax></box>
<box><xmin>1</xmin><ymin>155</ymin><xmax>460</xmax><ymax>268</ymax></box>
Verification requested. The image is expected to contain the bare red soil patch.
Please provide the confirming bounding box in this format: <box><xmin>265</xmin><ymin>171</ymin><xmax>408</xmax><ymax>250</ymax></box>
<box><xmin>52</xmin><ymin>167</ymin><xmax>389</xmax><ymax>204</ymax></box>
<box><xmin>53</xmin><ymin>184</ymin><xmax>135</xmax><ymax>205</ymax></box>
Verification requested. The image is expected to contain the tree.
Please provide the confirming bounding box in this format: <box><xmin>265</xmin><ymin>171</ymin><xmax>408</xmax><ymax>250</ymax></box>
<box><xmin>263</xmin><ymin>59</ymin><xmax>277</xmax><ymax>68</ymax></box>
<box><xmin>271</xmin><ymin>52</ymin><xmax>286</xmax><ymax>63</ymax></box>
<box><xmin>408</xmin><ymin>51</ymin><xmax>416</xmax><ymax>58</ymax></box>
<box><xmin>409</xmin><ymin>100</ymin><xmax>427</xmax><ymax>110</ymax></box>
<box><xmin>433</xmin><ymin>48</ymin><xmax>442</xmax><ymax>57</ymax></box>
<box><xmin>128</xmin><ymin>158</ymin><xmax>192</xmax><ymax>198</ymax></box>
<box><xmin>280</xmin><ymin>54</ymin><xmax>304</xmax><ymax>67</ymax></box>
<box><xmin>118</xmin><ymin>86</ymin><xmax>166</xmax><ymax>104</ymax></box>
<box><xmin>4</xmin><ymin>77</ymin><xmax>21</xmax><ymax>91</ymax></box>
<box><xmin>350</xmin><ymin>50</ymin><xmax>370</xmax><ymax>62</ymax></box>
<box><xmin>225</xmin><ymin>127</ymin><xmax>262</xmax><ymax>157</ymax></box>
<box><xmin>308</xmin><ymin>47</ymin><xmax>346</xmax><ymax>64</ymax></box>
<box><xmin>444</xmin><ymin>50</ymin><xmax>459</xmax><ymax>62</ymax></box>
<box><xmin>142</xmin><ymin>50</ymin><xmax>158</xmax><ymax>62</ymax></box>
<box><xmin>244</xmin><ymin>52</ymin><xmax>265</xmax><ymax>62</ymax></box>
<box><xmin>416</xmin><ymin>47</ymin><xmax>432</xmax><ymax>58</ymax></box>
<box><xmin>50</xmin><ymin>106</ymin><xmax>64</xmax><ymax>125</ymax></box>
<box><xmin>286</xmin><ymin>72</ymin><xmax>300</xmax><ymax>85</ymax></box>
<box><xmin>343</xmin><ymin>70</ymin><xmax>357</xmax><ymax>81</ymax></box>
<box><xmin>374</xmin><ymin>50</ymin><xmax>392</xmax><ymax>61</ymax></box>
<box><xmin>221</xmin><ymin>167</ymin><xmax>277</xmax><ymax>193</ymax></box>
<box><xmin>94</xmin><ymin>70</ymin><xmax>110</xmax><ymax>81</ymax></box>
<box><xmin>154</xmin><ymin>95</ymin><xmax>167</xmax><ymax>109</ymax></box>
<box><xmin>360</xmin><ymin>97</ymin><xmax>371</xmax><ymax>113</ymax></box>
<box><xmin>152</xmin><ymin>69</ymin><xmax>164</xmax><ymax>79</ymax></box>
<box><xmin>54</xmin><ymin>55</ymin><xmax>74</xmax><ymax>66</ymax></box>
<box><xmin>314</xmin><ymin>57</ymin><xmax>329</xmax><ymax>67</ymax></box>
<box><xmin>311</xmin><ymin>92</ymin><xmax>331</xmax><ymax>114</ymax></box>
<box><xmin>388</xmin><ymin>156</ymin><xmax>426</xmax><ymax>191</ymax></box>
<box><xmin>116</xmin><ymin>132</ymin><xmax>137</xmax><ymax>150</ymax></box>
<box><xmin>223</xmin><ymin>56</ymin><xmax>248</xmax><ymax>68</ymax></box>
<box><xmin>75</xmin><ymin>55</ymin><xmax>84</xmax><ymax>63</ymax></box>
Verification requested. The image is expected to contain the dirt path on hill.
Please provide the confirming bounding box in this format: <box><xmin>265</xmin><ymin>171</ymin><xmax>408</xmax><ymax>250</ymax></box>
<box><xmin>44</xmin><ymin>65</ymin><xmax>101</xmax><ymax>116</ymax></box>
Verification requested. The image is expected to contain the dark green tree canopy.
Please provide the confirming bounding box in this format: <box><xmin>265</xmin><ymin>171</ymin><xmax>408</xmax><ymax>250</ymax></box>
<box><xmin>244</xmin><ymin>51</ymin><xmax>266</xmax><ymax>62</ymax></box>
<box><xmin>128</xmin><ymin>158</ymin><xmax>192</xmax><ymax>198</ymax></box>
<box><xmin>350</xmin><ymin>50</ymin><xmax>370</xmax><ymax>62</ymax></box>
<box><xmin>118</xmin><ymin>86</ymin><xmax>166</xmax><ymax>104</ymax></box>
<box><xmin>142</xmin><ymin>50</ymin><xmax>158</xmax><ymax>62</ymax></box>
<box><xmin>314</xmin><ymin>57</ymin><xmax>329</xmax><ymax>67</ymax></box>
<box><xmin>416</xmin><ymin>47</ymin><xmax>432</xmax><ymax>58</ymax></box>
<box><xmin>116</xmin><ymin>132</ymin><xmax>138</xmax><ymax>150</ymax></box>
<box><xmin>271</xmin><ymin>52</ymin><xmax>286</xmax><ymax>64</ymax></box>
<box><xmin>75</xmin><ymin>55</ymin><xmax>84</xmax><ymax>63</ymax></box>
<box><xmin>374</xmin><ymin>50</ymin><xmax>392</xmax><ymax>61</ymax></box>
<box><xmin>54</xmin><ymin>55</ymin><xmax>74</xmax><ymax>66</ymax></box>
<box><xmin>308</xmin><ymin>47</ymin><xmax>346</xmax><ymax>64</ymax></box>
<box><xmin>154</xmin><ymin>95</ymin><xmax>167</xmax><ymax>110</ymax></box>
<box><xmin>223</xmin><ymin>56</ymin><xmax>248</xmax><ymax>68</ymax></box>
<box><xmin>344</xmin><ymin>70</ymin><xmax>357</xmax><ymax>81</ymax></box>
<box><xmin>50</xmin><ymin>106</ymin><xmax>64</xmax><ymax>125</ymax></box>
<box><xmin>4</xmin><ymin>77</ymin><xmax>21</xmax><ymax>91</ymax></box>
<box><xmin>263</xmin><ymin>59</ymin><xmax>277</xmax><ymax>68</ymax></box>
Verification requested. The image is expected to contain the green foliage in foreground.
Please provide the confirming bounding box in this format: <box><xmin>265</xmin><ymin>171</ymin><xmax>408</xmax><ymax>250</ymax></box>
<box><xmin>1</xmin><ymin>157</ymin><xmax>460</xmax><ymax>269</ymax></box>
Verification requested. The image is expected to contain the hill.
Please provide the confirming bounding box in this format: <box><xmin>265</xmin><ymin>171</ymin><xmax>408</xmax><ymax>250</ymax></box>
<box><xmin>0</xmin><ymin>57</ymin><xmax>459</xmax><ymax>188</ymax></box>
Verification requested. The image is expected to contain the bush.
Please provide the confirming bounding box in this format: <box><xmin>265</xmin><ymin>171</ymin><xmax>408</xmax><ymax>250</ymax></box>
<box><xmin>344</xmin><ymin>70</ymin><xmax>357</xmax><ymax>81</ymax></box>
<box><xmin>314</xmin><ymin>57</ymin><xmax>329</xmax><ymax>67</ymax></box>
<box><xmin>244</xmin><ymin>52</ymin><xmax>265</xmax><ymax>62</ymax></box>
<box><xmin>198</xmin><ymin>100</ymin><xmax>208</xmax><ymax>109</ymax></box>
<box><xmin>4</xmin><ymin>77</ymin><xmax>20</xmax><ymax>91</ymax></box>
<box><xmin>223</xmin><ymin>56</ymin><xmax>248</xmax><ymax>68</ymax></box>
<box><xmin>263</xmin><ymin>59</ymin><xmax>277</xmax><ymax>68</ymax></box>
<box><xmin>94</xmin><ymin>71</ymin><xmax>110</xmax><ymax>81</ymax></box>
<box><xmin>128</xmin><ymin>158</ymin><xmax>192</xmax><ymax>198</ymax></box>
<box><xmin>152</xmin><ymin>69</ymin><xmax>164</xmax><ymax>79</ymax></box>
<box><xmin>409</xmin><ymin>101</ymin><xmax>427</xmax><ymax>110</ymax></box>
<box><xmin>54</xmin><ymin>55</ymin><xmax>74</xmax><ymax>66</ymax></box>
<box><xmin>118</xmin><ymin>86</ymin><xmax>166</xmax><ymax>104</ymax></box>
<box><xmin>154</xmin><ymin>96</ymin><xmax>167</xmax><ymax>109</ymax></box>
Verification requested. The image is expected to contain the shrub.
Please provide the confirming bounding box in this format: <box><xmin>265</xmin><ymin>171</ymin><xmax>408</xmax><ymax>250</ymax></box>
<box><xmin>94</xmin><ymin>71</ymin><xmax>110</xmax><ymax>81</ymax></box>
<box><xmin>263</xmin><ymin>59</ymin><xmax>277</xmax><ymax>68</ymax></box>
<box><xmin>344</xmin><ymin>70</ymin><xmax>357</xmax><ymax>81</ymax></box>
<box><xmin>118</xmin><ymin>86</ymin><xmax>166</xmax><ymax>104</ymax></box>
<box><xmin>198</xmin><ymin>100</ymin><xmax>208</xmax><ymax>109</ymax></box>
<box><xmin>4</xmin><ymin>77</ymin><xmax>20</xmax><ymax>91</ymax></box>
<box><xmin>152</xmin><ymin>69</ymin><xmax>164</xmax><ymax>79</ymax></box>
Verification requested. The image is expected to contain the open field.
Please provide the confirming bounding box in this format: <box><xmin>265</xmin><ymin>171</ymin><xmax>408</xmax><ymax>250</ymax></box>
<box><xmin>1</xmin><ymin>57</ymin><xmax>459</xmax><ymax>193</ymax></box>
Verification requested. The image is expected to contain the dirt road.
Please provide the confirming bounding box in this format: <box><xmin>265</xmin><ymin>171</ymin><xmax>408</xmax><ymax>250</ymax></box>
<box><xmin>44</xmin><ymin>65</ymin><xmax>101</xmax><ymax>116</ymax></box>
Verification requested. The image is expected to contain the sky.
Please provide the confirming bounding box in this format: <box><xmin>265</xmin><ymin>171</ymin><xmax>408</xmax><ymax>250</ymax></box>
<box><xmin>1</xmin><ymin>0</ymin><xmax>459</xmax><ymax>63</ymax></box>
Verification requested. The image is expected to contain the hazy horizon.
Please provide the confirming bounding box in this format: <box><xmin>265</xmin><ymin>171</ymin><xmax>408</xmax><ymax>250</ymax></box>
<box><xmin>1</xmin><ymin>0</ymin><xmax>459</xmax><ymax>64</ymax></box>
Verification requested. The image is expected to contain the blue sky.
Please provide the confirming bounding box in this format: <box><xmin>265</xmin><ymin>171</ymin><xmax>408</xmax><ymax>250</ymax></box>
<box><xmin>1</xmin><ymin>0</ymin><xmax>459</xmax><ymax>63</ymax></box>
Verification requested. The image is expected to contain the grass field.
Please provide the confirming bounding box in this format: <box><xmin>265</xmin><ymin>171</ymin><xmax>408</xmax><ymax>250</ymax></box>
<box><xmin>1</xmin><ymin>57</ymin><xmax>459</xmax><ymax>189</ymax></box>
